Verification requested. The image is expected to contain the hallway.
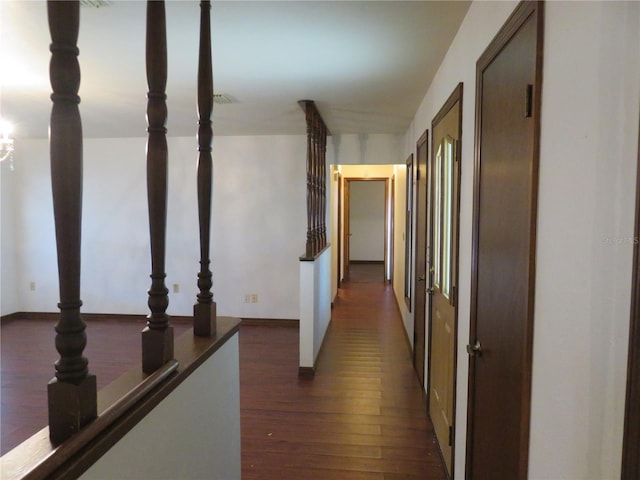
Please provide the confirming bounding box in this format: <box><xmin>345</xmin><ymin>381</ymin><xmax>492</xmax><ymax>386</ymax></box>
<box><xmin>241</xmin><ymin>263</ymin><xmax>446</xmax><ymax>479</ymax></box>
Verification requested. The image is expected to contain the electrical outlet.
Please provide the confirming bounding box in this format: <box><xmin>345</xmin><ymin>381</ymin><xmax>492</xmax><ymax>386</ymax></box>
<box><xmin>251</xmin><ymin>293</ymin><xmax>258</xmax><ymax>303</ymax></box>
<box><xmin>29</xmin><ymin>281</ymin><xmax>36</xmax><ymax>291</ymax></box>
<box><xmin>244</xmin><ymin>294</ymin><xmax>251</xmax><ymax>304</ymax></box>
<box><xmin>173</xmin><ymin>284</ymin><xmax>180</xmax><ymax>293</ymax></box>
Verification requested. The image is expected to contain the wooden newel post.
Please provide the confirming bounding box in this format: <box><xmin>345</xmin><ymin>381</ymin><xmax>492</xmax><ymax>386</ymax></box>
<box><xmin>47</xmin><ymin>0</ymin><xmax>97</xmax><ymax>445</ymax></box>
<box><xmin>194</xmin><ymin>0</ymin><xmax>217</xmax><ymax>336</ymax></box>
<box><xmin>142</xmin><ymin>0</ymin><xmax>174</xmax><ymax>374</ymax></box>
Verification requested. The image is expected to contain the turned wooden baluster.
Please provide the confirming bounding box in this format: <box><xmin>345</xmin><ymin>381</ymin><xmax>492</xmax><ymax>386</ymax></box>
<box><xmin>47</xmin><ymin>0</ymin><xmax>97</xmax><ymax>445</ymax></box>
<box><xmin>142</xmin><ymin>0</ymin><xmax>173</xmax><ymax>374</ymax></box>
<box><xmin>194</xmin><ymin>0</ymin><xmax>217</xmax><ymax>336</ymax></box>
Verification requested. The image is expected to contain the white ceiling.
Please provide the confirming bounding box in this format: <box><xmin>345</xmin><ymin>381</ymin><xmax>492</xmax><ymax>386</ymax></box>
<box><xmin>1</xmin><ymin>0</ymin><xmax>470</xmax><ymax>139</ymax></box>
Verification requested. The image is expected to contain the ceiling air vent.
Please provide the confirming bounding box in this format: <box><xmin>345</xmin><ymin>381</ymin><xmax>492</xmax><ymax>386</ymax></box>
<box><xmin>213</xmin><ymin>94</ymin><xmax>234</xmax><ymax>105</ymax></box>
<box><xmin>80</xmin><ymin>0</ymin><xmax>112</xmax><ymax>7</ymax></box>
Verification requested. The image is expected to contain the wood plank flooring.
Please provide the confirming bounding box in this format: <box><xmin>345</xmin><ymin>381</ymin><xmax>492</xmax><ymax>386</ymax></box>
<box><xmin>1</xmin><ymin>264</ymin><xmax>445</xmax><ymax>478</ymax></box>
<box><xmin>240</xmin><ymin>263</ymin><xmax>445</xmax><ymax>479</ymax></box>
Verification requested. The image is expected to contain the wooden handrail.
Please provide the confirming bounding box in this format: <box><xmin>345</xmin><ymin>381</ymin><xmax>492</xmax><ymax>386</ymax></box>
<box><xmin>0</xmin><ymin>318</ymin><xmax>241</xmax><ymax>480</ymax></box>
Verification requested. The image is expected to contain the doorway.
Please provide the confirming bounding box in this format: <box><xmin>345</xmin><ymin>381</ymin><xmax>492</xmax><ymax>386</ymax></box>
<box><xmin>466</xmin><ymin>2</ymin><xmax>544</xmax><ymax>478</ymax></box>
<box><xmin>342</xmin><ymin>178</ymin><xmax>391</xmax><ymax>284</ymax></box>
<box><xmin>428</xmin><ymin>83</ymin><xmax>462</xmax><ymax>478</ymax></box>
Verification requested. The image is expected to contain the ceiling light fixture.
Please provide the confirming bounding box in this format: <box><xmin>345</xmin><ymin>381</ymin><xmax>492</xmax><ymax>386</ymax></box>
<box><xmin>0</xmin><ymin>118</ymin><xmax>14</xmax><ymax>170</ymax></box>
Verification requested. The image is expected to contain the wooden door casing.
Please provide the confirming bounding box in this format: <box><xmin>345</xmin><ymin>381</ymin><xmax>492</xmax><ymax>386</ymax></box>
<box><xmin>343</xmin><ymin>178</ymin><xmax>351</xmax><ymax>282</ymax></box>
<box><xmin>466</xmin><ymin>2</ymin><xmax>544</xmax><ymax>479</ymax></box>
<box><xmin>622</xmin><ymin>103</ymin><xmax>640</xmax><ymax>479</ymax></box>
<box><xmin>413</xmin><ymin>130</ymin><xmax>429</xmax><ymax>387</ymax></box>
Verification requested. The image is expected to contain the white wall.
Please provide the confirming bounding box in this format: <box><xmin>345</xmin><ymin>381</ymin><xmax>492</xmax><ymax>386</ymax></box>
<box><xmin>348</xmin><ymin>180</ymin><xmax>385</xmax><ymax>261</ymax></box>
<box><xmin>401</xmin><ymin>1</ymin><xmax>640</xmax><ymax>478</ymax></box>
<box><xmin>530</xmin><ymin>2</ymin><xmax>639</xmax><ymax>478</ymax></box>
<box><xmin>1</xmin><ymin>135</ymin><xmax>306</xmax><ymax>320</ymax></box>
<box><xmin>80</xmin><ymin>334</ymin><xmax>241</xmax><ymax>480</ymax></box>
<box><xmin>1</xmin><ymin>157</ymin><xmax>19</xmax><ymax>315</ymax></box>
<box><xmin>299</xmin><ymin>247</ymin><xmax>332</xmax><ymax>369</ymax></box>
<box><xmin>328</xmin><ymin>133</ymin><xmax>403</xmax><ymax>166</ymax></box>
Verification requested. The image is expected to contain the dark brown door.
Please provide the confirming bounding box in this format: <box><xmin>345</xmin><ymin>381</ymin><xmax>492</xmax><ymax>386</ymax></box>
<box><xmin>413</xmin><ymin>130</ymin><xmax>429</xmax><ymax>386</ymax></box>
<box><xmin>466</xmin><ymin>2</ymin><xmax>543</xmax><ymax>479</ymax></box>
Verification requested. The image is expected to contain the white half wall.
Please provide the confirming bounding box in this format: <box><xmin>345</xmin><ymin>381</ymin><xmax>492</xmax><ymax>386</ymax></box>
<box><xmin>402</xmin><ymin>1</ymin><xmax>640</xmax><ymax>478</ymax></box>
<box><xmin>299</xmin><ymin>246</ymin><xmax>332</xmax><ymax>370</ymax></box>
<box><xmin>1</xmin><ymin>135</ymin><xmax>306</xmax><ymax>320</ymax></box>
<box><xmin>80</xmin><ymin>333</ymin><xmax>241</xmax><ymax>480</ymax></box>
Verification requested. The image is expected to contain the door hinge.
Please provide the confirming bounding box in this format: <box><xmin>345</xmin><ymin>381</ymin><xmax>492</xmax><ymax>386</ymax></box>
<box><xmin>448</xmin><ymin>425</ymin><xmax>453</xmax><ymax>446</ymax></box>
<box><xmin>416</xmin><ymin>168</ymin><xmax>421</xmax><ymax>181</ymax></box>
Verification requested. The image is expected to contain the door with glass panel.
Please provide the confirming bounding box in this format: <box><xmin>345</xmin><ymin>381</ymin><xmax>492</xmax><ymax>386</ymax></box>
<box><xmin>428</xmin><ymin>84</ymin><xmax>462</xmax><ymax>477</ymax></box>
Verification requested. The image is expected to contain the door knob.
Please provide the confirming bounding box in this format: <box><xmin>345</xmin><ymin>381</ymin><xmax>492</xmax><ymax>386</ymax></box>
<box><xmin>417</xmin><ymin>275</ymin><xmax>426</xmax><ymax>282</ymax></box>
<box><xmin>466</xmin><ymin>340</ymin><xmax>482</xmax><ymax>357</ymax></box>
<box><xmin>429</xmin><ymin>266</ymin><xmax>435</xmax><ymax>274</ymax></box>
<box><xmin>427</xmin><ymin>287</ymin><xmax>435</xmax><ymax>295</ymax></box>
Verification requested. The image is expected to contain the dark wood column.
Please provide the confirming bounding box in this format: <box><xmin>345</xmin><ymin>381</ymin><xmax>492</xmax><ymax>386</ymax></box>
<box><xmin>193</xmin><ymin>0</ymin><xmax>217</xmax><ymax>337</ymax></box>
<box><xmin>46</xmin><ymin>0</ymin><xmax>97</xmax><ymax>445</ymax></box>
<box><xmin>299</xmin><ymin>100</ymin><xmax>329</xmax><ymax>258</ymax></box>
<box><xmin>142</xmin><ymin>0</ymin><xmax>174</xmax><ymax>374</ymax></box>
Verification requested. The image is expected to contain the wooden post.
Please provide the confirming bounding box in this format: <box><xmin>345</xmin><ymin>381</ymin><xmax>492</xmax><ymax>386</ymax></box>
<box><xmin>194</xmin><ymin>0</ymin><xmax>217</xmax><ymax>336</ymax></box>
<box><xmin>142</xmin><ymin>0</ymin><xmax>174</xmax><ymax>374</ymax></box>
<box><xmin>46</xmin><ymin>0</ymin><xmax>97</xmax><ymax>445</ymax></box>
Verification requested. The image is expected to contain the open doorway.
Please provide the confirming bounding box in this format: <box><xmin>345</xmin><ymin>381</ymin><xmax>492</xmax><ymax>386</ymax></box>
<box><xmin>332</xmin><ymin>166</ymin><xmax>396</xmax><ymax>288</ymax></box>
<box><xmin>344</xmin><ymin>178</ymin><xmax>389</xmax><ymax>284</ymax></box>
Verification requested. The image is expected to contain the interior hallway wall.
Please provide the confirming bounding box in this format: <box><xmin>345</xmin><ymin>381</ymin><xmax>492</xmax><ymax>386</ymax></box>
<box><xmin>0</xmin><ymin>135</ymin><xmax>306</xmax><ymax>320</ymax></box>
<box><xmin>402</xmin><ymin>1</ymin><xmax>640</xmax><ymax>477</ymax></box>
<box><xmin>0</xmin><ymin>158</ymin><xmax>18</xmax><ymax>315</ymax></box>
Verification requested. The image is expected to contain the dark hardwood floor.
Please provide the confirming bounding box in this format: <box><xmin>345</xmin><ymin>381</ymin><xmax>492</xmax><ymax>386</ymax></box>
<box><xmin>241</xmin><ymin>263</ymin><xmax>445</xmax><ymax>479</ymax></box>
<box><xmin>1</xmin><ymin>263</ymin><xmax>445</xmax><ymax>478</ymax></box>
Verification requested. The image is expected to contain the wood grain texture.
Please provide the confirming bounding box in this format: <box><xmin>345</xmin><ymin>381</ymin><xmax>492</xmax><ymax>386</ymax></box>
<box><xmin>241</xmin><ymin>263</ymin><xmax>445</xmax><ymax>479</ymax></box>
